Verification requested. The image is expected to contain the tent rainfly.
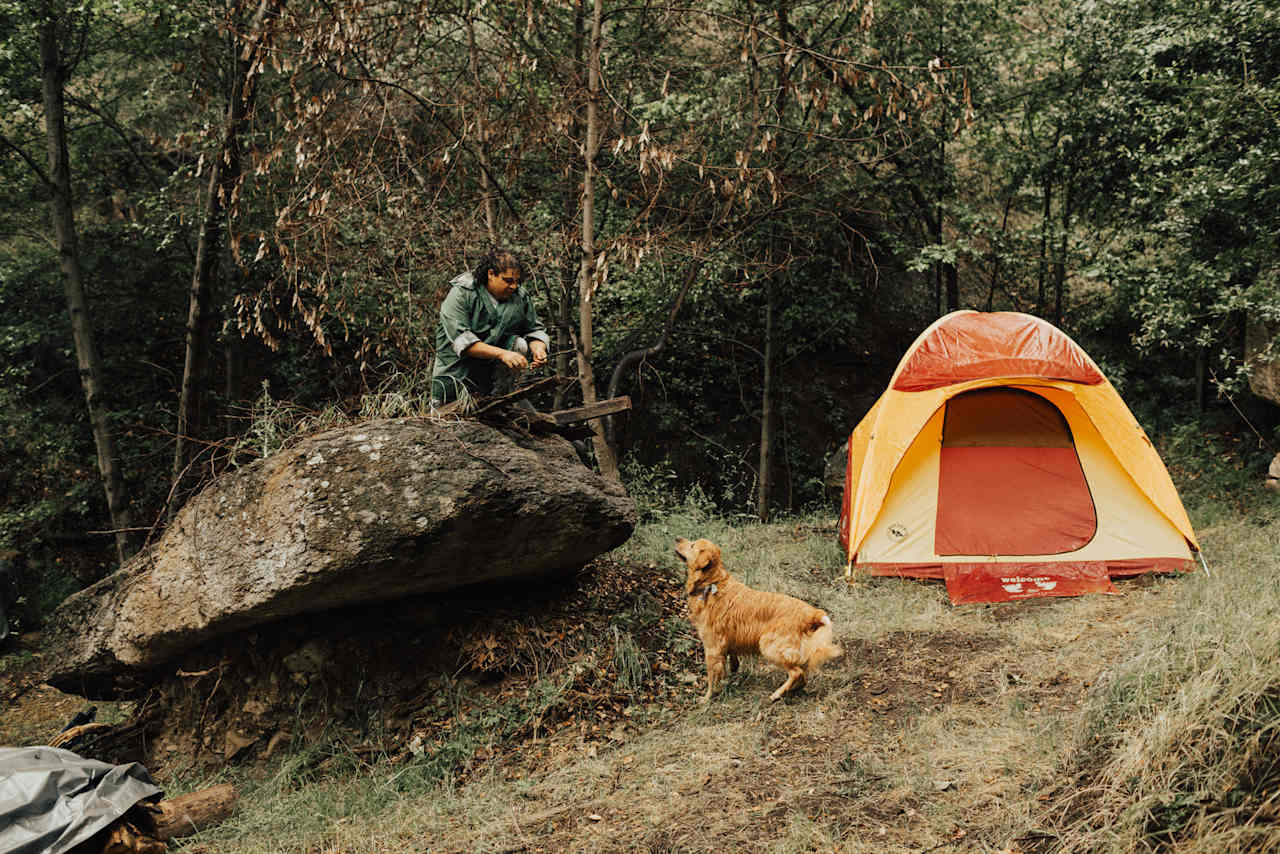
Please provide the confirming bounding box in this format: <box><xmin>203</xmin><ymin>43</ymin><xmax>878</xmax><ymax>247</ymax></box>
<box><xmin>838</xmin><ymin>310</ymin><xmax>1199</xmax><ymax>605</ymax></box>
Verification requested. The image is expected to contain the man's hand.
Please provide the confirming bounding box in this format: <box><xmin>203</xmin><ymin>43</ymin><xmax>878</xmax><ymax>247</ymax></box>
<box><xmin>498</xmin><ymin>349</ymin><xmax>528</xmax><ymax>371</ymax></box>
<box><xmin>529</xmin><ymin>340</ymin><xmax>548</xmax><ymax>368</ymax></box>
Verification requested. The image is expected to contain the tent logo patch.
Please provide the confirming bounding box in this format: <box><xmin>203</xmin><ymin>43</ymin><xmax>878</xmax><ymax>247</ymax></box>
<box><xmin>888</xmin><ymin>523</ymin><xmax>908</xmax><ymax>541</ymax></box>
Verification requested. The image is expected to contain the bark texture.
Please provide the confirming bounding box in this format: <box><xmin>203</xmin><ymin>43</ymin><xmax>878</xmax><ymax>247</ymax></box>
<box><xmin>44</xmin><ymin>418</ymin><xmax>635</xmax><ymax>697</ymax></box>
<box><xmin>153</xmin><ymin>784</ymin><xmax>239</xmax><ymax>840</ymax></box>
<box><xmin>40</xmin><ymin>19</ymin><xmax>134</xmax><ymax>563</ymax></box>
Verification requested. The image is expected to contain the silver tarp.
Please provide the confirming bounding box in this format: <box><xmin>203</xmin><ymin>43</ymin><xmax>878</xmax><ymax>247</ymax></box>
<box><xmin>0</xmin><ymin>746</ymin><xmax>162</xmax><ymax>854</ymax></box>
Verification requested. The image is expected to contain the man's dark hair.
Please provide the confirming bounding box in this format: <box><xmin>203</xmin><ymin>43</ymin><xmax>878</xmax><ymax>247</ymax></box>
<box><xmin>472</xmin><ymin>247</ymin><xmax>525</xmax><ymax>285</ymax></box>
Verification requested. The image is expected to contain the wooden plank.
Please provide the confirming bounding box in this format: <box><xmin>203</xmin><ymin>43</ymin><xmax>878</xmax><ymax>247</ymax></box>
<box><xmin>549</xmin><ymin>396</ymin><xmax>631</xmax><ymax>426</ymax></box>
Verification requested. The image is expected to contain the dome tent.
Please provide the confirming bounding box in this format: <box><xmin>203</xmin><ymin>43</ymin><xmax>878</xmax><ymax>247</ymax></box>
<box><xmin>838</xmin><ymin>310</ymin><xmax>1199</xmax><ymax>605</ymax></box>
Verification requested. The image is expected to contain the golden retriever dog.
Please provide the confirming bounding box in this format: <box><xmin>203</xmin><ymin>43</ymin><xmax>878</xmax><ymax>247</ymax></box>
<box><xmin>674</xmin><ymin>537</ymin><xmax>842</xmax><ymax>702</ymax></box>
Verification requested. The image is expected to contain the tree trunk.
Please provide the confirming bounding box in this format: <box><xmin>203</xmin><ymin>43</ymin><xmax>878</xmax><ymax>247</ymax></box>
<box><xmin>554</xmin><ymin>250</ymin><xmax>575</xmax><ymax>410</ymax></box>
<box><xmin>756</xmin><ymin>281</ymin><xmax>775</xmax><ymax>521</ymax></box>
<box><xmin>576</xmin><ymin>0</ymin><xmax>619</xmax><ymax>479</ymax></box>
<box><xmin>1037</xmin><ymin>176</ymin><xmax>1052</xmax><ymax>316</ymax></box>
<box><xmin>39</xmin><ymin>19</ymin><xmax>134</xmax><ymax>565</ymax></box>
<box><xmin>554</xmin><ymin>0</ymin><xmax>587</xmax><ymax>413</ymax></box>
<box><xmin>986</xmin><ymin>191</ymin><xmax>1015</xmax><ymax>311</ymax></box>
<box><xmin>1053</xmin><ymin>169</ymin><xmax>1073</xmax><ymax>327</ymax></box>
<box><xmin>171</xmin><ymin>0</ymin><xmax>278</xmax><ymax>510</ymax></box>
<box><xmin>465</xmin><ymin>1</ymin><xmax>497</xmax><ymax>242</ymax></box>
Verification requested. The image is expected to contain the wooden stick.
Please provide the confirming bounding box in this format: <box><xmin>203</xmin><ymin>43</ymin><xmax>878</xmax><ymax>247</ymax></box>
<box><xmin>432</xmin><ymin>375</ymin><xmax>559</xmax><ymax>418</ymax></box>
<box><xmin>470</xmin><ymin>375</ymin><xmax>560</xmax><ymax>416</ymax></box>
<box><xmin>48</xmin><ymin>722</ymin><xmax>113</xmax><ymax>749</ymax></box>
<box><xmin>549</xmin><ymin>396</ymin><xmax>631</xmax><ymax>425</ymax></box>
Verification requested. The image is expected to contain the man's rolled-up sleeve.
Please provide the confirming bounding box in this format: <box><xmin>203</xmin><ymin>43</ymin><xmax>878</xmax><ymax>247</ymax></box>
<box><xmin>439</xmin><ymin>291</ymin><xmax>481</xmax><ymax>355</ymax></box>
<box><xmin>451</xmin><ymin>330</ymin><xmax>481</xmax><ymax>356</ymax></box>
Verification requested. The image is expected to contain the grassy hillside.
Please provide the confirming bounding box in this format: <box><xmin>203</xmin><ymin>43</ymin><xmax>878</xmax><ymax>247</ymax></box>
<box><xmin>93</xmin><ymin>460</ymin><xmax>1268</xmax><ymax>853</ymax></box>
<box><xmin>3</xmin><ymin>418</ymin><xmax>1277</xmax><ymax>853</ymax></box>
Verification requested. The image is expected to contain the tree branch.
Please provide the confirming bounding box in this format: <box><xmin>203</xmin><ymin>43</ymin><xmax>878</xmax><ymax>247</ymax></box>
<box><xmin>0</xmin><ymin>132</ymin><xmax>54</xmax><ymax>189</ymax></box>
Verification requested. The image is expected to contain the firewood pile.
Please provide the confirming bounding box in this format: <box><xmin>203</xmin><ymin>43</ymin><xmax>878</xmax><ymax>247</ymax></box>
<box><xmin>70</xmin><ymin>784</ymin><xmax>239</xmax><ymax>854</ymax></box>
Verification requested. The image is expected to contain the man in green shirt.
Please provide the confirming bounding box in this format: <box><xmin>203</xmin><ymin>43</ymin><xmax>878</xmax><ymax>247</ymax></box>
<box><xmin>430</xmin><ymin>248</ymin><xmax>550</xmax><ymax>406</ymax></box>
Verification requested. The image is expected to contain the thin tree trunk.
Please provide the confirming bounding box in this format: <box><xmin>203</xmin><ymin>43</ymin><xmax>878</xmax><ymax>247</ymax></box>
<box><xmin>986</xmin><ymin>191</ymin><xmax>1014</xmax><ymax>311</ymax></box>
<box><xmin>465</xmin><ymin>1</ymin><xmax>497</xmax><ymax>242</ymax></box>
<box><xmin>554</xmin><ymin>251</ymin><xmax>575</xmax><ymax>410</ymax></box>
<box><xmin>40</xmin><ymin>19</ymin><xmax>134</xmax><ymax>564</ymax></box>
<box><xmin>1053</xmin><ymin>169</ymin><xmax>1073</xmax><ymax>327</ymax></box>
<box><xmin>172</xmin><ymin>0</ymin><xmax>279</xmax><ymax>508</ymax></box>
<box><xmin>554</xmin><ymin>0</ymin><xmax>587</xmax><ymax>413</ymax></box>
<box><xmin>1037</xmin><ymin>176</ymin><xmax>1052</xmax><ymax>316</ymax></box>
<box><xmin>576</xmin><ymin>0</ymin><xmax>619</xmax><ymax>479</ymax></box>
<box><xmin>756</xmin><ymin>280</ymin><xmax>775</xmax><ymax>522</ymax></box>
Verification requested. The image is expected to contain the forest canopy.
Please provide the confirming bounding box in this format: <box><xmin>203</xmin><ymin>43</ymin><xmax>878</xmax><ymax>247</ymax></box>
<box><xmin>1</xmin><ymin>0</ymin><xmax>1277</xmax><ymax>595</ymax></box>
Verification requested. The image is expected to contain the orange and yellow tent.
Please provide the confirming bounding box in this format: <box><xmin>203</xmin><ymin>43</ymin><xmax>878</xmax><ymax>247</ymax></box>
<box><xmin>838</xmin><ymin>310</ymin><xmax>1199</xmax><ymax>605</ymax></box>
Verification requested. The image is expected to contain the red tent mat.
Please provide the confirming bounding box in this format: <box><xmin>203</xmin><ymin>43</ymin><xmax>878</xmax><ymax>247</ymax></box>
<box><xmin>942</xmin><ymin>561</ymin><xmax>1115</xmax><ymax>605</ymax></box>
<box><xmin>855</xmin><ymin>557</ymin><xmax>1195</xmax><ymax>604</ymax></box>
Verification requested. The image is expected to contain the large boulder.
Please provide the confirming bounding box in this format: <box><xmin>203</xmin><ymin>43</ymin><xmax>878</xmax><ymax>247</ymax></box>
<box><xmin>43</xmin><ymin>418</ymin><xmax>635</xmax><ymax>697</ymax></box>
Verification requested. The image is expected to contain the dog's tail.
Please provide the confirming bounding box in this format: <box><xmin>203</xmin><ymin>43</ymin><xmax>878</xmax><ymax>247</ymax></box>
<box><xmin>803</xmin><ymin>613</ymin><xmax>843</xmax><ymax>672</ymax></box>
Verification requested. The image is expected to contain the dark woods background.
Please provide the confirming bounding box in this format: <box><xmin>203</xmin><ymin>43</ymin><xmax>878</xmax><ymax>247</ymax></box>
<box><xmin>2</xmin><ymin>0</ymin><xmax>1278</xmax><ymax>623</ymax></box>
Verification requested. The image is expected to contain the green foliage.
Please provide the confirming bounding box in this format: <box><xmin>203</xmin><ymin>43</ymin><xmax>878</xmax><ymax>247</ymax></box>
<box><xmin>1064</xmin><ymin>0</ymin><xmax>1280</xmax><ymax>370</ymax></box>
<box><xmin>0</xmin><ymin>0</ymin><xmax>1277</xmax><ymax>618</ymax></box>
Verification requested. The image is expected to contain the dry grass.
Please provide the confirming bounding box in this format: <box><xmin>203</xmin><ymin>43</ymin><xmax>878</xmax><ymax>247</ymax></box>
<box><xmin>8</xmin><ymin>476</ymin><xmax>1268</xmax><ymax>853</ymax></box>
<box><xmin>142</xmin><ymin>502</ymin><xmax>1278</xmax><ymax>854</ymax></box>
<box><xmin>1041</xmin><ymin>506</ymin><xmax>1280</xmax><ymax>853</ymax></box>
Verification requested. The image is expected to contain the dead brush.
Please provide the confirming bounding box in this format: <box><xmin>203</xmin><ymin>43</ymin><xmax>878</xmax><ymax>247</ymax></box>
<box><xmin>1041</xmin><ymin>513</ymin><xmax>1280</xmax><ymax>853</ymax></box>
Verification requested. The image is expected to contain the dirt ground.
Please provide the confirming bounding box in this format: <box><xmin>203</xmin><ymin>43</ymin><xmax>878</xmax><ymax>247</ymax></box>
<box><xmin>0</xmin><ymin>562</ymin><xmax>1181</xmax><ymax>853</ymax></box>
<box><xmin>415</xmin><ymin>574</ymin><xmax>1177</xmax><ymax>853</ymax></box>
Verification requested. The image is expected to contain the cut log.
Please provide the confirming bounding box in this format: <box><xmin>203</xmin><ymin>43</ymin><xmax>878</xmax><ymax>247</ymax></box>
<box><xmin>152</xmin><ymin>783</ymin><xmax>239</xmax><ymax>840</ymax></box>
<box><xmin>549</xmin><ymin>396</ymin><xmax>631</xmax><ymax>425</ymax></box>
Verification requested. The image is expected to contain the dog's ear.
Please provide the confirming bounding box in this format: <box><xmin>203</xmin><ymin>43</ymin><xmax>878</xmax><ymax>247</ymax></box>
<box><xmin>692</xmin><ymin>539</ymin><xmax>720</xmax><ymax>572</ymax></box>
